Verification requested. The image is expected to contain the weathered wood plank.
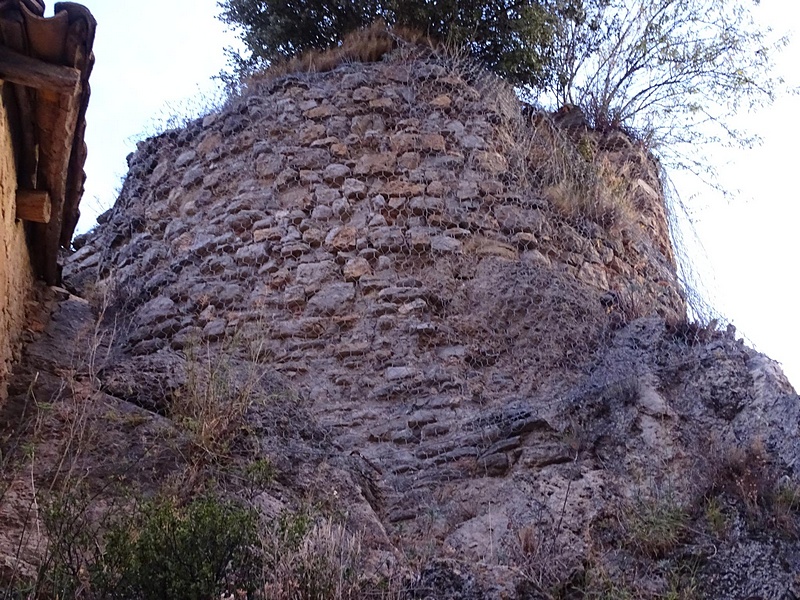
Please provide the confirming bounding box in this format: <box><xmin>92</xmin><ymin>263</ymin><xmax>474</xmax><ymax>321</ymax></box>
<box><xmin>21</xmin><ymin>0</ymin><xmax>46</xmax><ymax>16</ymax></box>
<box><xmin>0</xmin><ymin>45</ymin><xmax>80</xmax><ymax>93</ymax></box>
<box><xmin>0</xmin><ymin>11</ymin><xmax>38</xmax><ymax>189</ymax></box>
<box><xmin>33</xmin><ymin>81</ymin><xmax>81</xmax><ymax>283</ymax></box>
<box><xmin>16</xmin><ymin>189</ymin><xmax>51</xmax><ymax>223</ymax></box>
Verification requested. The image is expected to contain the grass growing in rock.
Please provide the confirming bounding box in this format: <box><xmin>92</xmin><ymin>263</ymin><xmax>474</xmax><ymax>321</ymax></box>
<box><xmin>703</xmin><ymin>496</ymin><xmax>729</xmax><ymax>538</ymax></box>
<box><xmin>170</xmin><ymin>336</ymin><xmax>261</xmax><ymax>461</ymax></box>
<box><xmin>624</xmin><ymin>495</ymin><xmax>689</xmax><ymax>559</ymax></box>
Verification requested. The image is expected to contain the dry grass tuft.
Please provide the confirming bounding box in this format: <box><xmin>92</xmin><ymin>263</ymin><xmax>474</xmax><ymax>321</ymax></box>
<box><xmin>509</xmin><ymin>518</ymin><xmax>572</xmax><ymax>592</ymax></box>
<box><xmin>253</xmin><ymin>21</ymin><xmax>436</xmax><ymax>82</ymax></box>
<box><xmin>528</xmin><ymin>118</ymin><xmax>639</xmax><ymax>230</ymax></box>
<box><xmin>261</xmin><ymin>517</ymin><xmax>366</xmax><ymax>600</ymax></box>
<box><xmin>169</xmin><ymin>333</ymin><xmax>268</xmax><ymax>464</ymax></box>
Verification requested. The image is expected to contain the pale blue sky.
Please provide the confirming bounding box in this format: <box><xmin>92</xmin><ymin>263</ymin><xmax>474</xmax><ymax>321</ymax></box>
<box><xmin>75</xmin><ymin>0</ymin><xmax>799</xmax><ymax>389</ymax></box>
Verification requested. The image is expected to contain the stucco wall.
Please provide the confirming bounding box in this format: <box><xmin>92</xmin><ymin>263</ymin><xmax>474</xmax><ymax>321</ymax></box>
<box><xmin>0</xmin><ymin>83</ymin><xmax>33</xmax><ymax>402</ymax></box>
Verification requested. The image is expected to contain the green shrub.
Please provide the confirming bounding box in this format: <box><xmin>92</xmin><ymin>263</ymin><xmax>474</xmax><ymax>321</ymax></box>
<box><xmin>101</xmin><ymin>496</ymin><xmax>260</xmax><ymax>599</ymax></box>
<box><xmin>10</xmin><ymin>493</ymin><xmax>259</xmax><ymax>599</ymax></box>
<box><xmin>19</xmin><ymin>490</ymin><xmax>377</xmax><ymax>600</ymax></box>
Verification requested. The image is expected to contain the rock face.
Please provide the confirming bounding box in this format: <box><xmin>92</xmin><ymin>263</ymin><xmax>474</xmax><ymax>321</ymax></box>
<box><xmin>36</xmin><ymin>51</ymin><xmax>800</xmax><ymax>597</ymax></box>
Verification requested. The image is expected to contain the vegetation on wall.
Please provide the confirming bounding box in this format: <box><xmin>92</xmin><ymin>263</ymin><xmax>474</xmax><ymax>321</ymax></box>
<box><xmin>538</xmin><ymin>0</ymin><xmax>787</xmax><ymax>165</ymax></box>
<box><xmin>217</xmin><ymin>0</ymin><xmax>585</xmax><ymax>88</ymax></box>
<box><xmin>218</xmin><ymin>0</ymin><xmax>786</xmax><ymax>162</ymax></box>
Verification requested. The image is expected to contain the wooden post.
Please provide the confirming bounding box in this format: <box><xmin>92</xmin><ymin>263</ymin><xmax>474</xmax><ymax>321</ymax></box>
<box><xmin>16</xmin><ymin>189</ymin><xmax>51</xmax><ymax>223</ymax></box>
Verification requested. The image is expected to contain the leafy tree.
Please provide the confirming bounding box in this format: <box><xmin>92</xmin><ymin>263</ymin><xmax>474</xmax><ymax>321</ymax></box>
<box><xmin>388</xmin><ymin>0</ymin><xmax>578</xmax><ymax>87</ymax></box>
<box><xmin>217</xmin><ymin>0</ymin><xmax>582</xmax><ymax>87</ymax></box>
<box><xmin>219</xmin><ymin>0</ymin><xmax>383</xmax><ymax>71</ymax></box>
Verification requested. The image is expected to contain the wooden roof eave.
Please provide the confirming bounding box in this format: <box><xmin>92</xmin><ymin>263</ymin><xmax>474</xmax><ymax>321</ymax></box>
<box><xmin>0</xmin><ymin>0</ymin><xmax>94</xmax><ymax>285</ymax></box>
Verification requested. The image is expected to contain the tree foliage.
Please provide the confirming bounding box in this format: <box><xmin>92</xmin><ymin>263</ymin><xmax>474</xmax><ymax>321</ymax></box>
<box><xmin>217</xmin><ymin>0</ymin><xmax>583</xmax><ymax>87</ymax></box>
<box><xmin>219</xmin><ymin>0</ymin><xmax>383</xmax><ymax>65</ymax></box>
<box><xmin>389</xmin><ymin>0</ymin><xmax>575</xmax><ymax>87</ymax></box>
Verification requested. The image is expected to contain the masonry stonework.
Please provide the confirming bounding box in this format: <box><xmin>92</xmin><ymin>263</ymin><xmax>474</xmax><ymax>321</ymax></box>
<box><xmin>0</xmin><ymin>84</ymin><xmax>33</xmax><ymax>402</ymax></box>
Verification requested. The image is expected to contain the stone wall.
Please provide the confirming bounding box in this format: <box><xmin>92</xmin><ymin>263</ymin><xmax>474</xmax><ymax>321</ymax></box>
<box><xmin>0</xmin><ymin>84</ymin><xmax>34</xmax><ymax>402</ymax></box>
<box><xmin>64</xmin><ymin>51</ymin><xmax>694</xmax><ymax>551</ymax></box>
<box><xmin>69</xmin><ymin>57</ymin><xmax>684</xmax><ymax>323</ymax></box>
<box><xmin>66</xmin><ymin>54</ymin><xmax>689</xmax><ymax>416</ymax></box>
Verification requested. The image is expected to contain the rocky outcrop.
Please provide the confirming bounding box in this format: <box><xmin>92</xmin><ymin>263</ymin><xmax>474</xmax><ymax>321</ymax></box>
<box><xmin>11</xmin><ymin>48</ymin><xmax>800</xmax><ymax>597</ymax></box>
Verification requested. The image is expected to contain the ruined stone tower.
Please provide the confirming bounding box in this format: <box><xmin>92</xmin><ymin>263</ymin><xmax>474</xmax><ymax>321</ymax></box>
<box><xmin>16</xmin><ymin>43</ymin><xmax>800</xmax><ymax>598</ymax></box>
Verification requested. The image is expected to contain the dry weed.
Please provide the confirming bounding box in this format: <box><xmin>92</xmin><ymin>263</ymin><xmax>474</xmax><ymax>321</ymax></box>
<box><xmin>0</xmin><ymin>293</ymin><xmax>133</xmax><ymax>595</ymax></box>
<box><xmin>706</xmin><ymin>438</ymin><xmax>800</xmax><ymax>537</ymax></box>
<box><xmin>169</xmin><ymin>332</ymin><xmax>268</xmax><ymax>463</ymax></box>
<box><xmin>261</xmin><ymin>517</ymin><xmax>365</xmax><ymax>600</ymax></box>
<box><xmin>535</xmin><ymin>127</ymin><xmax>638</xmax><ymax>230</ymax></box>
<box><xmin>252</xmin><ymin>21</ymin><xmax>436</xmax><ymax>82</ymax></box>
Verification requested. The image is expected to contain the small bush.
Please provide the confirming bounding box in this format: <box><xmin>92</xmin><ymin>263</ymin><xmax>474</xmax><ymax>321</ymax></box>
<box><xmin>19</xmin><ymin>492</ymin><xmax>384</xmax><ymax>600</ymax></box>
<box><xmin>99</xmin><ymin>496</ymin><xmax>260</xmax><ymax>599</ymax></box>
<box><xmin>14</xmin><ymin>494</ymin><xmax>259</xmax><ymax>599</ymax></box>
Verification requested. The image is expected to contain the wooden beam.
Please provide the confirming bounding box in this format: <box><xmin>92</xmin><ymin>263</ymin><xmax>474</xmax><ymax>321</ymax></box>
<box><xmin>21</xmin><ymin>0</ymin><xmax>46</xmax><ymax>16</ymax></box>
<box><xmin>16</xmin><ymin>189</ymin><xmax>51</xmax><ymax>223</ymax></box>
<box><xmin>0</xmin><ymin>45</ymin><xmax>80</xmax><ymax>93</ymax></box>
